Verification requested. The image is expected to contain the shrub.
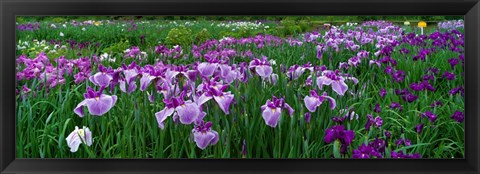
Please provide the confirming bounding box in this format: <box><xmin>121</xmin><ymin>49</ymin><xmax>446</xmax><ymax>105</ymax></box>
<box><xmin>194</xmin><ymin>28</ymin><xmax>212</xmax><ymax>44</ymax></box>
<box><xmin>165</xmin><ymin>27</ymin><xmax>193</xmax><ymax>46</ymax></box>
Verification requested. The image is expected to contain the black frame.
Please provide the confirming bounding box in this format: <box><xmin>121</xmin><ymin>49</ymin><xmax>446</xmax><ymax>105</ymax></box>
<box><xmin>1</xmin><ymin>0</ymin><xmax>479</xmax><ymax>173</ymax></box>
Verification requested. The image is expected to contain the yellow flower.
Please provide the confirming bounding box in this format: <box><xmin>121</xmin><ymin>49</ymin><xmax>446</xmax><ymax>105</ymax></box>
<box><xmin>94</xmin><ymin>21</ymin><xmax>101</xmax><ymax>26</ymax></box>
<box><xmin>418</xmin><ymin>21</ymin><xmax>427</xmax><ymax>28</ymax></box>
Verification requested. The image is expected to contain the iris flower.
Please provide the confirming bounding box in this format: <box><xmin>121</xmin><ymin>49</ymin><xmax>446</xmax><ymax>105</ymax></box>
<box><xmin>191</xmin><ymin>121</ymin><xmax>219</xmax><ymax>150</ymax></box>
<box><xmin>352</xmin><ymin>144</ymin><xmax>382</xmax><ymax>158</ymax></box>
<box><xmin>155</xmin><ymin>92</ymin><xmax>200</xmax><ymax>129</ymax></box>
<box><xmin>304</xmin><ymin>90</ymin><xmax>336</xmax><ymax>112</ymax></box>
<box><xmin>248</xmin><ymin>55</ymin><xmax>273</xmax><ymax>78</ymax></box>
<box><xmin>260</xmin><ymin>96</ymin><xmax>294</xmax><ymax>128</ymax></box>
<box><xmin>196</xmin><ymin>77</ymin><xmax>234</xmax><ymax>115</ymax></box>
<box><xmin>451</xmin><ymin>110</ymin><xmax>464</xmax><ymax>123</ymax></box>
<box><xmin>197</xmin><ymin>58</ymin><xmax>219</xmax><ymax>78</ymax></box>
<box><xmin>324</xmin><ymin>125</ymin><xmax>355</xmax><ymax>146</ymax></box>
<box><xmin>74</xmin><ymin>87</ymin><xmax>117</xmax><ymax>117</ymax></box>
<box><xmin>317</xmin><ymin>70</ymin><xmax>357</xmax><ymax>96</ymax></box>
<box><xmin>65</xmin><ymin>126</ymin><xmax>92</xmax><ymax>153</ymax></box>
<box><xmin>89</xmin><ymin>64</ymin><xmax>113</xmax><ymax>87</ymax></box>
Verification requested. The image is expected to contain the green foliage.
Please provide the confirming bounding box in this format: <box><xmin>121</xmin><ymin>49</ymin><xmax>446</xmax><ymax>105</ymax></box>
<box><xmin>194</xmin><ymin>28</ymin><xmax>212</xmax><ymax>44</ymax></box>
<box><xmin>165</xmin><ymin>26</ymin><xmax>193</xmax><ymax>46</ymax></box>
<box><xmin>101</xmin><ymin>39</ymin><xmax>130</xmax><ymax>55</ymax></box>
<box><xmin>52</xmin><ymin>17</ymin><xmax>67</xmax><ymax>23</ymax></box>
<box><xmin>279</xmin><ymin>20</ymin><xmax>302</xmax><ymax>36</ymax></box>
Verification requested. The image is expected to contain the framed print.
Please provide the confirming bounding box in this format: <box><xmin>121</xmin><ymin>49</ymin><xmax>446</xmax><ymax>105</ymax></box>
<box><xmin>1</xmin><ymin>0</ymin><xmax>479</xmax><ymax>174</ymax></box>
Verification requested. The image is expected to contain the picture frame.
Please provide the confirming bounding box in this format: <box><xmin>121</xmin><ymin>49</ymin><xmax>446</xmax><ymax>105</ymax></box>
<box><xmin>1</xmin><ymin>0</ymin><xmax>479</xmax><ymax>173</ymax></box>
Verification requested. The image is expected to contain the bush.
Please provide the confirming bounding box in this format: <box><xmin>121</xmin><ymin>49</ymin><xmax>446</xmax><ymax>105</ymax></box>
<box><xmin>52</xmin><ymin>17</ymin><xmax>67</xmax><ymax>23</ymax></box>
<box><xmin>194</xmin><ymin>28</ymin><xmax>212</xmax><ymax>44</ymax></box>
<box><xmin>102</xmin><ymin>39</ymin><xmax>130</xmax><ymax>56</ymax></box>
<box><xmin>165</xmin><ymin>27</ymin><xmax>193</xmax><ymax>46</ymax></box>
<box><xmin>279</xmin><ymin>20</ymin><xmax>302</xmax><ymax>36</ymax></box>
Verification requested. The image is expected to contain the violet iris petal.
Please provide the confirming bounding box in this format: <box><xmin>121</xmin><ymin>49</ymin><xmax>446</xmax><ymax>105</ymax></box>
<box><xmin>74</xmin><ymin>88</ymin><xmax>117</xmax><ymax>117</ymax></box>
<box><xmin>197</xmin><ymin>62</ymin><xmax>217</xmax><ymax>78</ymax></box>
<box><xmin>213</xmin><ymin>92</ymin><xmax>234</xmax><ymax>115</ymax></box>
<box><xmin>255</xmin><ymin>65</ymin><xmax>273</xmax><ymax>78</ymax></box>
<box><xmin>175</xmin><ymin>101</ymin><xmax>200</xmax><ymax>124</ymax></box>
<box><xmin>262</xmin><ymin>106</ymin><xmax>282</xmax><ymax>128</ymax></box>
<box><xmin>139</xmin><ymin>73</ymin><xmax>156</xmax><ymax>91</ymax></box>
<box><xmin>192</xmin><ymin>121</ymin><xmax>219</xmax><ymax>149</ymax></box>
<box><xmin>89</xmin><ymin>72</ymin><xmax>113</xmax><ymax>87</ymax></box>
<box><xmin>155</xmin><ymin>107</ymin><xmax>175</xmax><ymax>129</ymax></box>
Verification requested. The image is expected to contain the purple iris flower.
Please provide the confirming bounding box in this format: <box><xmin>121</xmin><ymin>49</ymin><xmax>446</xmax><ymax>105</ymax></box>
<box><xmin>191</xmin><ymin>121</ymin><xmax>219</xmax><ymax>150</ymax></box>
<box><xmin>421</xmin><ymin>111</ymin><xmax>437</xmax><ymax>122</ymax></box>
<box><xmin>448</xmin><ymin>58</ymin><xmax>459</xmax><ymax>69</ymax></box>
<box><xmin>399</xmin><ymin>47</ymin><xmax>410</xmax><ymax>54</ymax></box>
<box><xmin>74</xmin><ymin>87</ymin><xmax>117</xmax><ymax>117</ymax></box>
<box><xmin>395</xmin><ymin>138</ymin><xmax>412</xmax><ymax>147</ymax></box>
<box><xmin>374</xmin><ymin>103</ymin><xmax>381</xmax><ymax>113</ymax></box>
<box><xmin>357</xmin><ymin>50</ymin><xmax>369</xmax><ymax>59</ymax></box>
<box><xmin>396</xmin><ymin>88</ymin><xmax>418</xmax><ymax>103</ymax></box>
<box><xmin>392</xmin><ymin>70</ymin><xmax>405</xmax><ymax>82</ymax></box>
<box><xmin>365</xmin><ymin>114</ymin><xmax>383</xmax><ymax>131</ymax></box>
<box><xmin>415</xmin><ymin>123</ymin><xmax>424</xmax><ymax>133</ymax></box>
<box><xmin>451</xmin><ymin>110</ymin><xmax>464</xmax><ymax>123</ymax></box>
<box><xmin>155</xmin><ymin>92</ymin><xmax>200</xmax><ymax>129</ymax></box>
<box><xmin>324</xmin><ymin>125</ymin><xmax>355</xmax><ymax>146</ymax></box>
<box><xmin>422</xmin><ymin>81</ymin><xmax>435</xmax><ymax>91</ymax></box>
<box><xmin>119</xmin><ymin>62</ymin><xmax>139</xmax><ymax>94</ymax></box>
<box><xmin>197</xmin><ymin>58</ymin><xmax>219</xmax><ymax>78</ymax></box>
<box><xmin>89</xmin><ymin>65</ymin><xmax>113</xmax><ymax>87</ymax></box>
<box><xmin>65</xmin><ymin>126</ymin><xmax>92</xmax><ymax>153</ymax></box>
<box><xmin>304</xmin><ymin>112</ymin><xmax>311</xmax><ymax>123</ymax></box>
<box><xmin>379</xmin><ymin>88</ymin><xmax>387</xmax><ymax>98</ymax></box>
<box><xmin>348</xmin><ymin>56</ymin><xmax>361</xmax><ymax>67</ymax></box>
<box><xmin>409</xmin><ymin>82</ymin><xmax>424</xmax><ymax>91</ymax></box>
<box><xmin>304</xmin><ymin>90</ymin><xmax>336</xmax><ymax>112</ymax></box>
<box><xmin>196</xmin><ymin>77</ymin><xmax>234</xmax><ymax>115</ymax></box>
<box><xmin>287</xmin><ymin>63</ymin><xmax>313</xmax><ymax>80</ymax></box>
<box><xmin>260</xmin><ymin>96</ymin><xmax>294</xmax><ymax>128</ymax></box>
<box><xmin>249</xmin><ymin>55</ymin><xmax>273</xmax><ymax>78</ymax></box>
<box><xmin>423</xmin><ymin>74</ymin><xmax>435</xmax><ymax>81</ymax></box>
<box><xmin>384</xmin><ymin>66</ymin><xmax>393</xmax><ymax>75</ymax></box>
<box><xmin>316</xmin><ymin>70</ymin><xmax>350</xmax><ymax>96</ymax></box>
<box><xmin>369</xmin><ymin>59</ymin><xmax>381</xmax><ymax>68</ymax></box>
<box><xmin>369</xmin><ymin>137</ymin><xmax>386</xmax><ymax>153</ymax></box>
<box><xmin>352</xmin><ymin>144</ymin><xmax>381</xmax><ymax>158</ymax></box>
<box><xmin>389</xmin><ymin>102</ymin><xmax>403</xmax><ymax>112</ymax></box>
<box><xmin>449</xmin><ymin>86</ymin><xmax>464</xmax><ymax>96</ymax></box>
<box><xmin>430</xmin><ymin>100</ymin><xmax>443</xmax><ymax>107</ymax></box>
<box><xmin>442</xmin><ymin>71</ymin><xmax>456</xmax><ymax>80</ymax></box>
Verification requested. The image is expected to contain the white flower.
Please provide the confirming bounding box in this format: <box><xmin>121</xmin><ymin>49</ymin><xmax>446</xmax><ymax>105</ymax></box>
<box><xmin>269</xmin><ymin>59</ymin><xmax>277</xmax><ymax>65</ymax></box>
<box><xmin>82</xmin><ymin>27</ymin><xmax>86</xmax><ymax>31</ymax></box>
<box><xmin>100</xmin><ymin>53</ymin><xmax>109</xmax><ymax>61</ymax></box>
<box><xmin>60</xmin><ymin>32</ymin><xmax>64</xmax><ymax>37</ymax></box>
<box><xmin>65</xmin><ymin>126</ymin><xmax>92</xmax><ymax>153</ymax></box>
<box><xmin>62</xmin><ymin>24</ymin><xmax>67</xmax><ymax>28</ymax></box>
<box><xmin>50</xmin><ymin>24</ymin><xmax>57</xmax><ymax>28</ymax></box>
<box><xmin>17</xmin><ymin>45</ymin><xmax>26</xmax><ymax>50</ymax></box>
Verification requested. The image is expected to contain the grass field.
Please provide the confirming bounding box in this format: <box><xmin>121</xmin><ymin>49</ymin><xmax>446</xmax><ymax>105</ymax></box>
<box><xmin>15</xmin><ymin>17</ymin><xmax>464</xmax><ymax>158</ymax></box>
